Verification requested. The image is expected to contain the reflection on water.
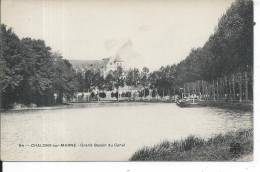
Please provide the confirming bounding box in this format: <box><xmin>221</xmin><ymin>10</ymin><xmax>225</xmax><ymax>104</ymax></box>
<box><xmin>1</xmin><ymin>103</ymin><xmax>253</xmax><ymax>161</ymax></box>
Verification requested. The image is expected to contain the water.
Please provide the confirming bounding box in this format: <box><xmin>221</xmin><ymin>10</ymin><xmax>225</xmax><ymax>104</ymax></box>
<box><xmin>1</xmin><ymin>102</ymin><xmax>253</xmax><ymax>161</ymax></box>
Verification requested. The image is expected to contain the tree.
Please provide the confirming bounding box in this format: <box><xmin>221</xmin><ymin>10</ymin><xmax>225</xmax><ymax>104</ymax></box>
<box><xmin>126</xmin><ymin>68</ymin><xmax>140</xmax><ymax>87</ymax></box>
<box><xmin>19</xmin><ymin>38</ymin><xmax>54</xmax><ymax>105</ymax></box>
<box><xmin>51</xmin><ymin>53</ymin><xmax>78</xmax><ymax>104</ymax></box>
<box><xmin>172</xmin><ymin>0</ymin><xmax>253</xmax><ymax>86</ymax></box>
<box><xmin>92</xmin><ymin>70</ymin><xmax>104</xmax><ymax>90</ymax></box>
<box><xmin>104</xmin><ymin>72</ymin><xmax>115</xmax><ymax>91</ymax></box>
<box><xmin>113</xmin><ymin>66</ymin><xmax>125</xmax><ymax>100</ymax></box>
<box><xmin>0</xmin><ymin>24</ymin><xmax>79</xmax><ymax>108</ymax></box>
<box><xmin>0</xmin><ymin>24</ymin><xmax>23</xmax><ymax>108</ymax></box>
<box><xmin>75</xmin><ymin>72</ymin><xmax>85</xmax><ymax>92</ymax></box>
<box><xmin>140</xmin><ymin>67</ymin><xmax>150</xmax><ymax>88</ymax></box>
<box><xmin>149</xmin><ymin>65</ymin><xmax>176</xmax><ymax>97</ymax></box>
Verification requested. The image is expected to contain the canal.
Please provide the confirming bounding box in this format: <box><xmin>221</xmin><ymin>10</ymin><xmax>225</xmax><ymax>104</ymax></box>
<box><xmin>1</xmin><ymin>102</ymin><xmax>253</xmax><ymax>161</ymax></box>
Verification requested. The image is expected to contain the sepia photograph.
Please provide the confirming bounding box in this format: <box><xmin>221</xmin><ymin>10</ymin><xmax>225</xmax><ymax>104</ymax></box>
<box><xmin>0</xmin><ymin>0</ymin><xmax>254</xmax><ymax>161</ymax></box>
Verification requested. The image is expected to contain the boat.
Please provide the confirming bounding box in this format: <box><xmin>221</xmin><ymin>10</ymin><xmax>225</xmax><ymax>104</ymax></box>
<box><xmin>176</xmin><ymin>93</ymin><xmax>203</xmax><ymax>107</ymax></box>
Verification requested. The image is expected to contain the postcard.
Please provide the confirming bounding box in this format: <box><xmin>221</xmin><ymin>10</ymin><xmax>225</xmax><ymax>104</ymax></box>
<box><xmin>0</xmin><ymin>0</ymin><xmax>254</xmax><ymax>161</ymax></box>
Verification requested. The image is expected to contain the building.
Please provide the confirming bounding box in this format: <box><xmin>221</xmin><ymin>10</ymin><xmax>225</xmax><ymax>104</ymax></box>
<box><xmin>70</xmin><ymin>56</ymin><xmax>124</xmax><ymax>77</ymax></box>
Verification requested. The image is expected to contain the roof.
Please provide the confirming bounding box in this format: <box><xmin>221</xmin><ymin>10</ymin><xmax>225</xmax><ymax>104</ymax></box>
<box><xmin>70</xmin><ymin>59</ymin><xmax>110</xmax><ymax>71</ymax></box>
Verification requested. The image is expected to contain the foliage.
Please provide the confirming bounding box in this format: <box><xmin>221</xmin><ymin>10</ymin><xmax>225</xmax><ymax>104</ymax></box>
<box><xmin>149</xmin><ymin>65</ymin><xmax>176</xmax><ymax>96</ymax></box>
<box><xmin>147</xmin><ymin>0</ymin><xmax>253</xmax><ymax>93</ymax></box>
<box><xmin>140</xmin><ymin>67</ymin><xmax>149</xmax><ymax>88</ymax></box>
<box><xmin>84</xmin><ymin>69</ymin><xmax>104</xmax><ymax>91</ymax></box>
<box><xmin>113</xmin><ymin>66</ymin><xmax>125</xmax><ymax>89</ymax></box>
<box><xmin>0</xmin><ymin>0</ymin><xmax>252</xmax><ymax>107</ymax></box>
<box><xmin>71</xmin><ymin>0</ymin><xmax>253</xmax><ymax>97</ymax></box>
<box><xmin>0</xmin><ymin>25</ymin><xmax>79</xmax><ymax>108</ymax></box>
<box><xmin>104</xmin><ymin>72</ymin><xmax>115</xmax><ymax>91</ymax></box>
<box><xmin>99</xmin><ymin>92</ymin><xmax>106</xmax><ymax>98</ymax></box>
<box><xmin>126</xmin><ymin>68</ymin><xmax>140</xmax><ymax>87</ymax></box>
<box><xmin>174</xmin><ymin>0</ymin><xmax>253</xmax><ymax>84</ymax></box>
<box><xmin>130</xmin><ymin>129</ymin><xmax>253</xmax><ymax>161</ymax></box>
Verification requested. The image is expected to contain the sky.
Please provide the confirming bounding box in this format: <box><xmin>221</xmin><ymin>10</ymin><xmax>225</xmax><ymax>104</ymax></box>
<box><xmin>1</xmin><ymin>0</ymin><xmax>234</xmax><ymax>70</ymax></box>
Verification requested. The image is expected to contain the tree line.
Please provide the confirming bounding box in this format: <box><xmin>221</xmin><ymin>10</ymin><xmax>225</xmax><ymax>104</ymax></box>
<box><xmin>0</xmin><ymin>0</ymin><xmax>253</xmax><ymax>108</ymax></box>
<box><xmin>174</xmin><ymin>0</ymin><xmax>253</xmax><ymax>85</ymax></box>
<box><xmin>118</xmin><ymin>0</ymin><xmax>253</xmax><ymax>98</ymax></box>
<box><xmin>83</xmin><ymin>0</ymin><xmax>253</xmax><ymax>98</ymax></box>
<box><xmin>0</xmin><ymin>24</ymin><xmax>79</xmax><ymax>108</ymax></box>
<box><xmin>145</xmin><ymin>0</ymin><xmax>253</xmax><ymax>97</ymax></box>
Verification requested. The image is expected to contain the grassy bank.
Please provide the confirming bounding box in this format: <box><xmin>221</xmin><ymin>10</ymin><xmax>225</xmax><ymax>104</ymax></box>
<box><xmin>130</xmin><ymin>129</ymin><xmax>253</xmax><ymax>161</ymax></box>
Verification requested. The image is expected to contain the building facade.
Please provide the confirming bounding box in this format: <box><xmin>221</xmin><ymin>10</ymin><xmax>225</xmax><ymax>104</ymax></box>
<box><xmin>70</xmin><ymin>56</ymin><xmax>124</xmax><ymax>77</ymax></box>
